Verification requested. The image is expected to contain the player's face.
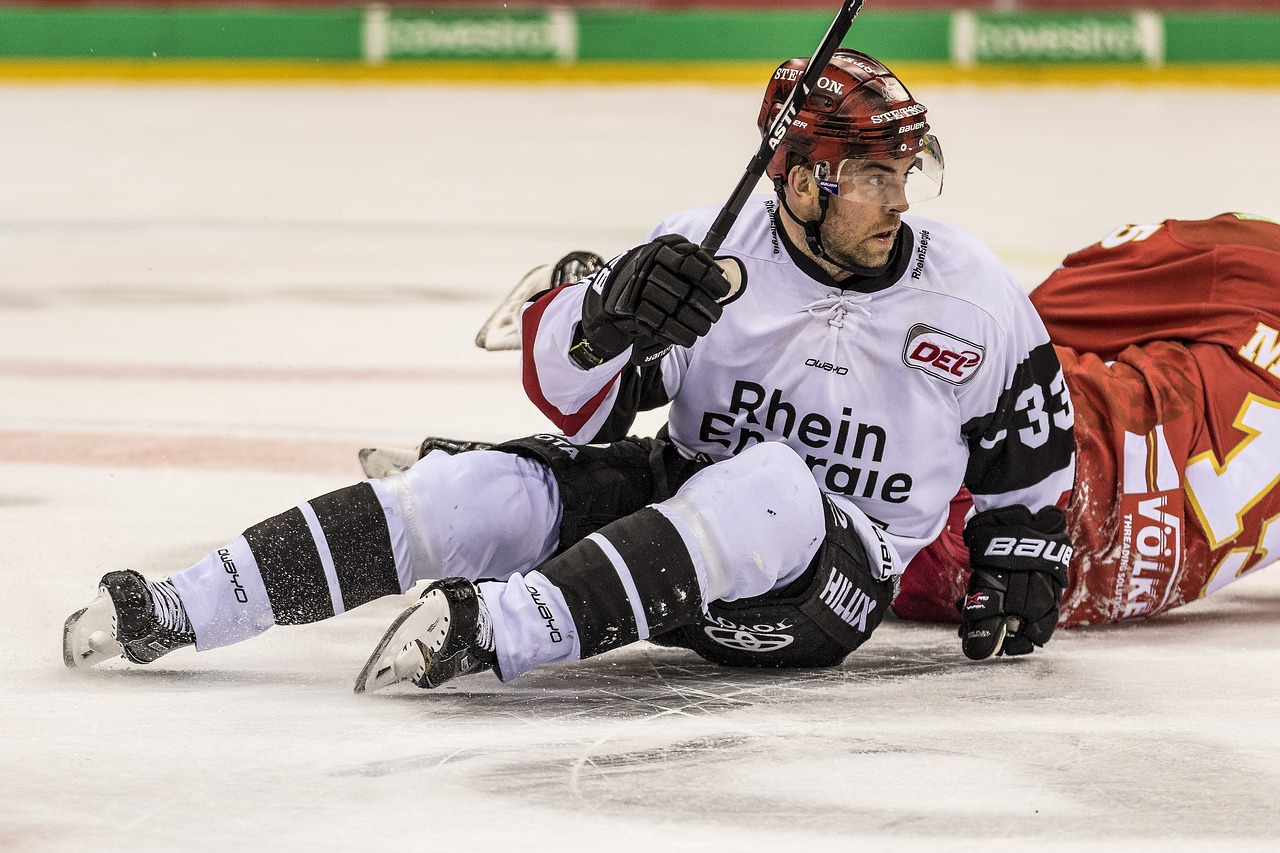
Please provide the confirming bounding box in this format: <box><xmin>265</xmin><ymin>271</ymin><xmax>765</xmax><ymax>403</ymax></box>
<box><xmin>817</xmin><ymin>157</ymin><xmax>914</xmax><ymax>270</ymax></box>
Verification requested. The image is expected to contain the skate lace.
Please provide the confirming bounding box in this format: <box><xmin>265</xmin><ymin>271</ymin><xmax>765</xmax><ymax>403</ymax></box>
<box><xmin>800</xmin><ymin>293</ymin><xmax>873</xmax><ymax>329</ymax></box>
<box><xmin>474</xmin><ymin>594</ymin><xmax>495</xmax><ymax>654</ymax></box>
<box><xmin>150</xmin><ymin>578</ymin><xmax>193</xmax><ymax>635</ymax></box>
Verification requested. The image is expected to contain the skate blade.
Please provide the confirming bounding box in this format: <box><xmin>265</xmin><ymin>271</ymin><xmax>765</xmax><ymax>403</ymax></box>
<box><xmin>359</xmin><ymin>642</ymin><xmax>428</xmax><ymax>695</ymax></box>
<box><xmin>352</xmin><ymin>592</ymin><xmax>450</xmax><ymax>694</ymax></box>
<box><xmin>474</xmin><ymin>264</ymin><xmax>549</xmax><ymax>352</ymax></box>
<box><xmin>63</xmin><ymin>590</ymin><xmax>123</xmax><ymax>669</ymax></box>
<box><xmin>357</xmin><ymin>447</ymin><xmax>418</xmax><ymax>480</ymax></box>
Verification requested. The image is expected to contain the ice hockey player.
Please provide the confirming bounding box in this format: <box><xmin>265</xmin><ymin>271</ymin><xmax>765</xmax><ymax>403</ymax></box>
<box><xmin>898</xmin><ymin>212</ymin><xmax>1280</xmax><ymax>630</ymax></box>
<box><xmin>63</xmin><ymin>49</ymin><xmax>1075</xmax><ymax>690</ymax></box>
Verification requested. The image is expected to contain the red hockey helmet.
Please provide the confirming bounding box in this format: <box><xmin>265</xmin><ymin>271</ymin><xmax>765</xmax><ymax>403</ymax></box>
<box><xmin>758</xmin><ymin>49</ymin><xmax>943</xmax><ymax>205</ymax></box>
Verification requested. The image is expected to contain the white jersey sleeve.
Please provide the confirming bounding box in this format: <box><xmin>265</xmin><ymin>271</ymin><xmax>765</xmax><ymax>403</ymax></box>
<box><xmin>518</xmin><ymin>223</ymin><xmax>701</xmax><ymax>443</ymax></box>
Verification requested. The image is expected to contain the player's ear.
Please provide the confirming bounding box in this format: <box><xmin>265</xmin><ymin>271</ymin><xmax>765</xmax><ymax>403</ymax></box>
<box><xmin>786</xmin><ymin>165</ymin><xmax>821</xmax><ymax>218</ymax></box>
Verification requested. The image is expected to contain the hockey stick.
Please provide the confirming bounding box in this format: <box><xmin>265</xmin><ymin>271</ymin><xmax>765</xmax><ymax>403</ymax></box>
<box><xmin>475</xmin><ymin>0</ymin><xmax>865</xmax><ymax>350</ymax></box>
<box><xmin>700</xmin><ymin>0</ymin><xmax>866</xmax><ymax>254</ymax></box>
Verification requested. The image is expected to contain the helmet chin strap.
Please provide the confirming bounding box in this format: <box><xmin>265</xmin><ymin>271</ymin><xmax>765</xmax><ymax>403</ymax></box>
<box><xmin>773</xmin><ymin>176</ymin><xmax>887</xmax><ymax>277</ymax></box>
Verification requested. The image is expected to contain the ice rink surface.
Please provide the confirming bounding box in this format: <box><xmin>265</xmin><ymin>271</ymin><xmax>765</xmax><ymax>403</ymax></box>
<box><xmin>4</xmin><ymin>77</ymin><xmax>1280</xmax><ymax>851</ymax></box>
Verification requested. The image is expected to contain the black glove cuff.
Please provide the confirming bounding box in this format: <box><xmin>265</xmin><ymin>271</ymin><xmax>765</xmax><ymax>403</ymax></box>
<box><xmin>578</xmin><ymin>278</ymin><xmax>635</xmax><ymax>361</ymax></box>
<box><xmin>568</xmin><ymin>323</ymin><xmax>611</xmax><ymax>370</ymax></box>
<box><xmin>963</xmin><ymin>505</ymin><xmax>1071</xmax><ymax>584</ymax></box>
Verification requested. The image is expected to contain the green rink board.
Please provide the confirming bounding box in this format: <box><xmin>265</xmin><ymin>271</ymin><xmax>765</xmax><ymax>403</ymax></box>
<box><xmin>573</xmin><ymin>11</ymin><xmax>951</xmax><ymax>62</ymax></box>
<box><xmin>1164</xmin><ymin>14</ymin><xmax>1280</xmax><ymax>63</ymax></box>
<box><xmin>0</xmin><ymin>8</ymin><xmax>362</xmax><ymax>59</ymax></box>
<box><xmin>0</xmin><ymin>6</ymin><xmax>1276</xmax><ymax>66</ymax></box>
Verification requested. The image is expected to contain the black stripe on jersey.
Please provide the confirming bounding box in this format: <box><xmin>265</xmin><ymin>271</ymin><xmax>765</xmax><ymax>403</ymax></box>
<box><xmin>242</xmin><ymin>506</ymin><xmax>334</xmax><ymax>625</ymax></box>
<box><xmin>308</xmin><ymin>482</ymin><xmax>400</xmax><ymax>611</ymax></box>
<box><xmin>599</xmin><ymin>507</ymin><xmax>702</xmax><ymax>632</ymax></box>
<box><xmin>550</xmin><ymin>537</ymin><xmax>638</xmax><ymax>656</ymax></box>
<box><xmin>963</xmin><ymin>341</ymin><xmax>1075</xmax><ymax>496</ymax></box>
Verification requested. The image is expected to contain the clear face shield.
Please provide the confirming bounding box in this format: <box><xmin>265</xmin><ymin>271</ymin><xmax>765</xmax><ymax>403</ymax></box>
<box><xmin>814</xmin><ymin>133</ymin><xmax>945</xmax><ymax>208</ymax></box>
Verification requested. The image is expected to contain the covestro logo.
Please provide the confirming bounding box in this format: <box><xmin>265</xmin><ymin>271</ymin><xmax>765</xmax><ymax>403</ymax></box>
<box><xmin>902</xmin><ymin>324</ymin><xmax>984</xmax><ymax>385</ymax></box>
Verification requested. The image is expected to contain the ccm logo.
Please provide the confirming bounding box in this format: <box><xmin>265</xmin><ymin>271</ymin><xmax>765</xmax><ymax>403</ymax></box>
<box><xmin>902</xmin><ymin>324</ymin><xmax>984</xmax><ymax>385</ymax></box>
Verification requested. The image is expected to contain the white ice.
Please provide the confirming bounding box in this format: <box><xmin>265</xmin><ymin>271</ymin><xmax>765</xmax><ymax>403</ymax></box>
<box><xmin>3</xmin><ymin>79</ymin><xmax>1280</xmax><ymax>852</ymax></box>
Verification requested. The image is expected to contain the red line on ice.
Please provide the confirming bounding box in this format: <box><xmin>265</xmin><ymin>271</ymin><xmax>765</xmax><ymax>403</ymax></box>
<box><xmin>1</xmin><ymin>429</ymin><xmax>365</xmax><ymax>475</ymax></box>
<box><xmin>0</xmin><ymin>359</ymin><xmax>512</xmax><ymax>385</ymax></box>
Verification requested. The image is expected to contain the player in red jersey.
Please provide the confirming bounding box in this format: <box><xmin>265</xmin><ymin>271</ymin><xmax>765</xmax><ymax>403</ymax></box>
<box><xmin>898</xmin><ymin>212</ymin><xmax>1280</xmax><ymax>631</ymax></box>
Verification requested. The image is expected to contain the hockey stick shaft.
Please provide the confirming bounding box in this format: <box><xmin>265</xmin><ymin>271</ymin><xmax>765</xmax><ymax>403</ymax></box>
<box><xmin>700</xmin><ymin>0</ymin><xmax>866</xmax><ymax>255</ymax></box>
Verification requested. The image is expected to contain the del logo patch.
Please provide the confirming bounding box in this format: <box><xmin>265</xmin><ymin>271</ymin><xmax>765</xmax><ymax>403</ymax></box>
<box><xmin>902</xmin><ymin>324</ymin><xmax>985</xmax><ymax>385</ymax></box>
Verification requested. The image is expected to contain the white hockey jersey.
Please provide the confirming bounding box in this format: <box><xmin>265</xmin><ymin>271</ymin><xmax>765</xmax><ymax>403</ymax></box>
<box><xmin>522</xmin><ymin>196</ymin><xmax>1075</xmax><ymax>566</ymax></box>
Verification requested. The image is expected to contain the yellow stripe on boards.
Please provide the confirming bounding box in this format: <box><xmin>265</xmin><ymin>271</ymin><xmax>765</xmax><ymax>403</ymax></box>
<box><xmin>0</xmin><ymin>59</ymin><xmax>1278</xmax><ymax>88</ymax></box>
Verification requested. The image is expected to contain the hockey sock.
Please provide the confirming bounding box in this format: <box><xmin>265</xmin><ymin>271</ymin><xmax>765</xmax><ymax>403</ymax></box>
<box><xmin>538</xmin><ymin>507</ymin><xmax>704</xmax><ymax>658</ymax></box>
<box><xmin>243</xmin><ymin>481</ymin><xmax>400</xmax><ymax>625</ymax></box>
<box><xmin>169</xmin><ymin>481</ymin><xmax>416</xmax><ymax>650</ymax></box>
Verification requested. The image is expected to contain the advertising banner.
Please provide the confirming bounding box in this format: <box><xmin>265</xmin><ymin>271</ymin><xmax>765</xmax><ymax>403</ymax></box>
<box><xmin>362</xmin><ymin>6</ymin><xmax>577</xmax><ymax>62</ymax></box>
<box><xmin>951</xmin><ymin>12</ymin><xmax>1164</xmax><ymax>65</ymax></box>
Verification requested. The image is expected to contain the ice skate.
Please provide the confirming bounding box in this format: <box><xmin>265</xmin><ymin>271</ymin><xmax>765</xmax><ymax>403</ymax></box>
<box><xmin>63</xmin><ymin>570</ymin><xmax>195</xmax><ymax>668</ymax></box>
<box><xmin>475</xmin><ymin>250</ymin><xmax>605</xmax><ymax>351</ymax></box>
<box><xmin>359</xmin><ymin>437</ymin><xmax>497</xmax><ymax>479</ymax></box>
<box><xmin>358</xmin><ymin>446</ymin><xmax>419</xmax><ymax>479</ymax></box>
<box><xmin>353</xmin><ymin>577</ymin><xmax>496</xmax><ymax>694</ymax></box>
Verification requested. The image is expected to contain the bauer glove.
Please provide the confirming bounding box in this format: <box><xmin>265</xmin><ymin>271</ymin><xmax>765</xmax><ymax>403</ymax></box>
<box><xmin>958</xmin><ymin>505</ymin><xmax>1071</xmax><ymax>660</ymax></box>
<box><xmin>572</xmin><ymin>234</ymin><xmax>731</xmax><ymax>368</ymax></box>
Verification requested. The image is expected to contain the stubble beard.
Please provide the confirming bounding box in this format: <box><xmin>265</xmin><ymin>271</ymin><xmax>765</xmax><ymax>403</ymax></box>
<box><xmin>824</xmin><ymin>215</ymin><xmax>901</xmax><ymax>272</ymax></box>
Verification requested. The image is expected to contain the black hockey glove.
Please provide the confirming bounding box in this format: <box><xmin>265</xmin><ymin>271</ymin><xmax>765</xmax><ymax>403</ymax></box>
<box><xmin>958</xmin><ymin>505</ymin><xmax>1071</xmax><ymax>661</ymax></box>
<box><xmin>574</xmin><ymin>234</ymin><xmax>731</xmax><ymax>368</ymax></box>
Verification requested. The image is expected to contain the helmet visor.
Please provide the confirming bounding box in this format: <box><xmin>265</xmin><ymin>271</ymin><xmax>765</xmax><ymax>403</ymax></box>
<box><xmin>816</xmin><ymin>134</ymin><xmax>945</xmax><ymax>207</ymax></box>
